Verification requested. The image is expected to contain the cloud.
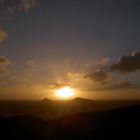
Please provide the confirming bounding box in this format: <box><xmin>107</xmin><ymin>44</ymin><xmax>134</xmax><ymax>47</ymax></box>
<box><xmin>104</xmin><ymin>81</ymin><xmax>136</xmax><ymax>90</ymax></box>
<box><xmin>85</xmin><ymin>81</ymin><xmax>137</xmax><ymax>91</ymax></box>
<box><xmin>110</xmin><ymin>51</ymin><xmax>140</xmax><ymax>72</ymax></box>
<box><xmin>84</xmin><ymin>70</ymin><xmax>112</xmax><ymax>82</ymax></box>
<box><xmin>0</xmin><ymin>0</ymin><xmax>38</xmax><ymax>20</ymax></box>
<box><xmin>49</xmin><ymin>82</ymin><xmax>70</xmax><ymax>89</ymax></box>
<box><xmin>26</xmin><ymin>60</ymin><xmax>36</xmax><ymax>66</ymax></box>
<box><xmin>0</xmin><ymin>56</ymin><xmax>10</xmax><ymax>65</ymax></box>
<box><xmin>97</xmin><ymin>57</ymin><xmax>111</xmax><ymax>66</ymax></box>
<box><xmin>67</xmin><ymin>72</ymin><xmax>83</xmax><ymax>81</ymax></box>
<box><xmin>24</xmin><ymin>60</ymin><xmax>37</xmax><ymax>78</ymax></box>
<box><xmin>19</xmin><ymin>0</ymin><xmax>37</xmax><ymax>13</ymax></box>
<box><xmin>0</xmin><ymin>56</ymin><xmax>11</xmax><ymax>76</ymax></box>
<box><xmin>0</xmin><ymin>29</ymin><xmax>8</xmax><ymax>43</ymax></box>
<box><xmin>0</xmin><ymin>67</ymin><xmax>9</xmax><ymax>76</ymax></box>
<box><xmin>0</xmin><ymin>1</ymin><xmax>18</xmax><ymax>20</ymax></box>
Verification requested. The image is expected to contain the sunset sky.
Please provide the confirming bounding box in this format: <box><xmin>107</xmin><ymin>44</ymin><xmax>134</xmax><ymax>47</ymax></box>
<box><xmin>0</xmin><ymin>0</ymin><xmax>140</xmax><ymax>100</ymax></box>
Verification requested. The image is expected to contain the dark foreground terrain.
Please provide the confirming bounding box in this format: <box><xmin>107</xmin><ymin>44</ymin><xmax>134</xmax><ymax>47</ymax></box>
<box><xmin>0</xmin><ymin>98</ymin><xmax>139</xmax><ymax>120</ymax></box>
<box><xmin>0</xmin><ymin>105</ymin><xmax>140</xmax><ymax>140</ymax></box>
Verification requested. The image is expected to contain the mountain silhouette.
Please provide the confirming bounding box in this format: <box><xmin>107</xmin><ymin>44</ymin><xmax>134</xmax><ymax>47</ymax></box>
<box><xmin>41</xmin><ymin>98</ymin><xmax>53</xmax><ymax>103</ymax></box>
<box><xmin>41</xmin><ymin>97</ymin><xmax>94</xmax><ymax>103</ymax></box>
<box><xmin>0</xmin><ymin>99</ymin><xmax>139</xmax><ymax>120</ymax></box>
<box><xmin>69</xmin><ymin>97</ymin><xmax>94</xmax><ymax>103</ymax></box>
<box><xmin>0</xmin><ymin>105</ymin><xmax>140</xmax><ymax>140</ymax></box>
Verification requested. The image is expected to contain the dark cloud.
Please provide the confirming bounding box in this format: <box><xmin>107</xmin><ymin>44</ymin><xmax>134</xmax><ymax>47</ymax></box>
<box><xmin>0</xmin><ymin>56</ymin><xmax>10</xmax><ymax>65</ymax></box>
<box><xmin>110</xmin><ymin>51</ymin><xmax>140</xmax><ymax>72</ymax></box>
<box><xmin>84</xmin><ymin>70</ymin><xmax>112</xmax><ymax>82</ymax></box>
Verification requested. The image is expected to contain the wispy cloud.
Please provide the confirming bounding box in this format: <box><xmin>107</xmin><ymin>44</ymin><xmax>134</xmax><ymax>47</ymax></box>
<box><xmin>103</xmin><ymin>81</ymin><xmax>137</xmax><ymax>90</ymax></box>
<box><xmin>0</xmin><ymin>56</ymin><xmax>10</xmax><ymax>65</ymax></box>
<box><xmin>26</xmin><ymin>60</ymin><xmax>36</xmax><ymax>66</ymax></box>
<box><xmin>0</xmin><ymin>56</ymin><xmax>11</xmax><ymax>76</ymax></box>
<box><xmin>0</xmin><ymin>0</ymin><xmax>38</xmax><ymax>20</ymax></box>
<box><xmin>19</xmin><ymin>0</ymin><xmax>37</xmax><ymax>13</ymax></box>
<box><xmin>49</xmin><ymin>82</ymin><xmax>70</xmax><ymax>89</ymax></box>
<box><xmin>85</xmin><ymin>81</ymin><xmax>137</xmax><ymax>91</ymax></box>
<box><xmin>0</xmin><ymin>29</ymin><xmax>8</xmax><ymax>43</ymax></box>
<box><xmin>0</xmin><ymin>67</ymin><xmax>10</xmax><ymax>76</ymax></box>
<box><xmin>24</xmin><ymin>60</ymin><xmax>37</xmax><ymax>77</ymax></box>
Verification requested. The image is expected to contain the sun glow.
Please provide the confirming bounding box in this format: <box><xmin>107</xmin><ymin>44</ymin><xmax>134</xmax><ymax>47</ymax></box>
<box><xmin>55</xmin><ymin>87</ymin><xmax>75</xmax><ymax>99</ymax></box>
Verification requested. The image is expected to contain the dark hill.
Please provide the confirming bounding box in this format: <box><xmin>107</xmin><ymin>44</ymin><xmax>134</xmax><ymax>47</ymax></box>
<box><xmin>41</xmin><ymin>98</ymin><xmax>53</xmax><ymax>103</ymax></box>
<box><xmin>0</xmin><ymin>105</ymin><xmax>140</xmax><ymax>140</ymax></box>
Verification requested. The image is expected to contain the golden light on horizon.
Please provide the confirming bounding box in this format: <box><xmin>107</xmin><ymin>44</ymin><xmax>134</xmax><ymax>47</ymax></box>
<box><xmin>55</xmin><ymin>87</ymin><xmax>75</xmax><ymax>99</ymax></box>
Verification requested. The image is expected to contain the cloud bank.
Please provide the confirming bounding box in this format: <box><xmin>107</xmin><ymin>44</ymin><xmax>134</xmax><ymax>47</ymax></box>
<box><xmin>110</xmin><ymin>51</ymin><xmax>140</xmax><ymax>73</ymax></box>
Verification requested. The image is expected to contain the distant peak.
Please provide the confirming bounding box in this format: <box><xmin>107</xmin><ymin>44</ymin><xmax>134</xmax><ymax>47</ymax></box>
<box><xmin>71</xmin><ymin>97</ymin><xmax>93</xmax><ymax>102</ymax></box>
<box><xmin>73</xmin><ymin>97</ymin><xmax>84</xmax><ymax>100</ymax></box>
<box><xmin>41</xmin><ymin>98</ymin><xmax>52</xmax><ymax>103</ymax></box>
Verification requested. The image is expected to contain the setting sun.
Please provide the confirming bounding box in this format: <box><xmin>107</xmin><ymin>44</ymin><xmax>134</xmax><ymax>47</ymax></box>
<box><xmin>55</xmin><ymin>87</ymin><xmax>75</xmax><ymax>99</ymax></box>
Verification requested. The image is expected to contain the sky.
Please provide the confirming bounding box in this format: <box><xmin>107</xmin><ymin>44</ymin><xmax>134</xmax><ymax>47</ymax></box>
<box><xmin>0</xmin><ymin>0</ymin><xmax>140</xmax><ymax>100</ymax></box>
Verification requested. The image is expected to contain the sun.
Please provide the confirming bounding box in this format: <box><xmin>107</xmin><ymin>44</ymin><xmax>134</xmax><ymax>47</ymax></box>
<box><xmin>55</xmin><ymin>87</ymin><xmax>75</xmax><ymax>99</ymax></box>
